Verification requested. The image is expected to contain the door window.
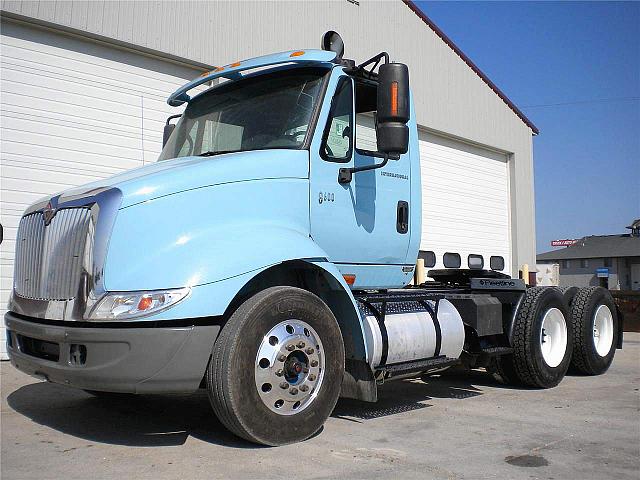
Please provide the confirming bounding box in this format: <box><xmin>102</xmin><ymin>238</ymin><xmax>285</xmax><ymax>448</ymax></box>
<box><xmin>355</xmin><ymin>80</ymin><xmax>378</xmax><ymax>152</ymax></box>
<box><xmin>321</xmin><ymin>79</ymin><xmax>353</xmax><ymax>162</ymax></box>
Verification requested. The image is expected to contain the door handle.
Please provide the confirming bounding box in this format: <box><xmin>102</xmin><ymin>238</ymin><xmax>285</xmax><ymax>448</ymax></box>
<box><xmin>397</xmin><ymin>201</ymin><xmax>408</xmax><ymax>234</ymax></box>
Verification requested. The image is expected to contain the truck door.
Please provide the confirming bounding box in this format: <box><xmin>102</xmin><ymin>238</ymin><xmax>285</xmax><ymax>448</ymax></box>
<box><xmin>309</xmin><ymin>74</ymin><xmax>413</xmax><ymax>289</ymax></box>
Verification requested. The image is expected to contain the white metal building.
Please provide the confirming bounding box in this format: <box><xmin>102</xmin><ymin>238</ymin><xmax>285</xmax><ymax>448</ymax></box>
<box><xmin>0</xmin><ymin>1</ymin><xmax>539</xmax><ymax>358</ymax></box>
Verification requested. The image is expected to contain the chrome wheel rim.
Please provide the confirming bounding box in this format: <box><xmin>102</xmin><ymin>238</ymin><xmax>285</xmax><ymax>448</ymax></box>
<box><xmin>254</xmin><ymin>319</ymin><xmax>325</xmax><ymax>415</ymax></box>
<box><xmin>593</xmin><ymin>304</ymin><xmax>614</xmax><ymax>357</ymax></box>
<box><xmin>540</xmin><ymin>307</ymin><xmax>567</xmax><ymax>368</ymax></box>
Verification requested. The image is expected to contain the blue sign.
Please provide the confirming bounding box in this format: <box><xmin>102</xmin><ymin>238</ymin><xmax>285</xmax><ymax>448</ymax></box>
<box><xmin>596</xmin><ymin>268</ymin><xmax>609</xmax><ymax>278</ymax></box>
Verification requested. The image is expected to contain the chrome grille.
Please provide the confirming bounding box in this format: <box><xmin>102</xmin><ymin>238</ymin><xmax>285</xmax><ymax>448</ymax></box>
<box><xmin>14</xmin><ymin>208</ymin><xmax>93</xmax><ymax>301</ymax></box>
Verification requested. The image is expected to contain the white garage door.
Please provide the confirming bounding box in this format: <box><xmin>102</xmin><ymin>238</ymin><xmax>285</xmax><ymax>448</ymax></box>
<box><xmin>418</xmin><ymin>130</ymin><xmax>512</xmax><ymax>276</ymax></box>
<box><xmin>0</xmin><ymin>22</ymin><xmax>204</xmax><ymax>358</ymax></box>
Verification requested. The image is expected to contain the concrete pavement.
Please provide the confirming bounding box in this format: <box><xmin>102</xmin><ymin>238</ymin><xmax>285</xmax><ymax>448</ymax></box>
<box><xmin>2</xmin><ymin>333</ymin><xmax>639</xmax><ymax>480</ymax></box>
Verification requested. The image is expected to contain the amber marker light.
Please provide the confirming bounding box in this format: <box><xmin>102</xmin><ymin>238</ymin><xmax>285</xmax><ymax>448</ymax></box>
<box><xmin>390</xmin><ymin>81</ymin><xmax>399</xmax><ymax>117</ymax></box>
<box><xmin>343</xmin><ymin>274</ymin><xmax>356</xmax><ymax>286</ymax></box>
<box><xmin>137</xmin><ymin>296</ymin><xmax>153</xmax><ymax>311</ymax></box>
<box><xmin>290</xmin><ymin>51</ymin><xmax>305</xmax><ymax>57</ymax></box>
<box><xmin>229</xmin><ymin>62</ymin><xmax>241</xmax><ymax>67</ymax></box>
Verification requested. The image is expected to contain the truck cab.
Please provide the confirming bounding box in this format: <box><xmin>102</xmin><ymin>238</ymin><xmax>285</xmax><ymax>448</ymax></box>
<box><xmin>160</xmin><ymin>47</ymin><xmax>419</xmax><ymax>290</ymax></box>
<box><xmin>6</xmin><ymin>33</ymin><xmax>621</xmax><ymax>446</ymax></box>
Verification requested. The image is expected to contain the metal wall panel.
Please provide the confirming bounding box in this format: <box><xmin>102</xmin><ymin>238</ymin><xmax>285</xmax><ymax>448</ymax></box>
<box><xmin>0</xmin><ymin>20</ymin><xmax>203</xmax><ymax>357</ymax></box>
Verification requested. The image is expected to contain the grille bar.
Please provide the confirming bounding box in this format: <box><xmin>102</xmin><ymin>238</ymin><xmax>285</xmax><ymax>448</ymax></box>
<box><xmin>14</xmin><ymin>208</ymin><xmax>93</xmax><ymax>301</ymax></box>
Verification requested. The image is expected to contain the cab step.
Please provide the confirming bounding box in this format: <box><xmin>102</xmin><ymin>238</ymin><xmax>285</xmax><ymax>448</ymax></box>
<box><xmin>378</xmin><ymin>355</ymin><xmax>460</xmax><ymax>377</ymax></box>
<box><xmin>479</xmin><ymin>346</ymin><xmax>513</xmax><ymax>356</ymax></box>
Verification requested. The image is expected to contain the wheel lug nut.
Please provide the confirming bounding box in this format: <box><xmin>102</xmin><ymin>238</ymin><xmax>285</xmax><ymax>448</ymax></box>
<box><xmin>308</xmin><ymin>374</ymin><xmax>316</xmax><ymax>381</ymax></box>
<box><xmin>286</xmin><ymin>344</ymin><xmax>296</xmax><ymax>351</ymax></box>
<box><xmin>300</xmin><ymin>385</ymin><xmax>309</xmax><ymax>392</ymax></box>
<box><xmin>305</xmin><ymin>347</ymin><xmax>314</xmax><ymax>354</ymax></box>
<box><xmin>275</xmin><ymin>369</ymin><xmax>284</xmax><ymax>377</ymax></box>
<box><xmin>303</xmin><ymin>367</ymin><xmax>309</xmax><ymax>374</ymax></box>
<box><xmin>290</xmin><ymin>388</ymin><xmax>298</xmax><ymax>395</ymax></box>
<box><xmin>280</xmin><ymin>382</ymin><xmax>289</xmax><ymax>389</ymax></box>
<box><xmin>278</xmin><ymin>354</ymin><xmax>286</xmax><ymax>362</ymax></box>
<box><xmin>297</xmin><ymin>341</ymin><xmax>305</xmax><ymax>348</ymax></box>
<box><xmin>310</xmin><ymin>360</ymin><xmax>318</xmax><ymax>367</ymax></box>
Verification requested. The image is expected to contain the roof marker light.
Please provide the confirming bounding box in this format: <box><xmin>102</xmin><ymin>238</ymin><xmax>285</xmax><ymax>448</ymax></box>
<box><xmin>290</xmin><ymin>51</ymin><xmax>305</xmax><ymax>57</ymax></box>
<box><xmin>229</xmin><ymin>62</ymin><xmax>241</xmax><ymax>67</ymax></box>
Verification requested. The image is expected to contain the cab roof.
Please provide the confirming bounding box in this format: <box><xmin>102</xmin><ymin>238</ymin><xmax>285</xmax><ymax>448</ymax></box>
<box><xmin>168</xmin><ymin>49</ymin><xmax>337</xmax><ymax>107</ymax></box>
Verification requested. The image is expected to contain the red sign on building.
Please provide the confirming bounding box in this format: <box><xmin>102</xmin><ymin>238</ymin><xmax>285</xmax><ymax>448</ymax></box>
<box><xmin>551</xmin><ymin>239</ymin><xmax>578</xmax><ymax>247</ymax></box>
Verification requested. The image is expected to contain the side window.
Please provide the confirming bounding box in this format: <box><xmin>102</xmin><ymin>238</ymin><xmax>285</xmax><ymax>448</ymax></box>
<box><xmin>177</xmin><ymin>121</ymin><xmax>198</xmax><ymax>157</ymax></box>
<box><xmin>321</xmin><ymin>79</ymin><xmax>353</xmax><ymax>162</ymax></box>
<box><xmin>355</xmin><ymin>80</ymin><xmax>378</xmax><ymax>152</ymax></box>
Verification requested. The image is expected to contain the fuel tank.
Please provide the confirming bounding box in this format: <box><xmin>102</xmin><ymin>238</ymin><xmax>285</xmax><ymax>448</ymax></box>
<box><xmin>360</xmin><ymin>299</ymin><xmax>465</xmax><ymax>368</ymax></box>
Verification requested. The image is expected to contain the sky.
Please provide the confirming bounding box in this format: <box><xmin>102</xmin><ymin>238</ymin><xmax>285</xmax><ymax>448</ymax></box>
<box><xmin>415</xmin><ymin>1</ymin><xmax>640</xmax><ymax>254</ymax></box>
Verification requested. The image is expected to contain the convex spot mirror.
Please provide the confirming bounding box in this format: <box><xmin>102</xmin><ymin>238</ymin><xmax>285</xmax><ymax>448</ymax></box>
<box><xmin>322</xmin><ymin>31</ymin><xmax>345</xmax><ymax>61</ymax></box>
<box><xmin>376</xmin><ymin>62</ymin><xmax>410</xmax><ymax>155</ymax></box>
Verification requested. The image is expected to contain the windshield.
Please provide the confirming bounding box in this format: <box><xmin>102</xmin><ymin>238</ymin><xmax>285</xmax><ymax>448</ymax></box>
<box><xmin>159</xmin><ymin>67</ymin><xmax>328</xmax><ymax>160</ymax></box>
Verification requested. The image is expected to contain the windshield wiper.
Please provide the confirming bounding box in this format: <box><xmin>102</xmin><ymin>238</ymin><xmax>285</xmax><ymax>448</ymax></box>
<box><xmin>197</xmin><ymin>149</ymin><xmax>244</xmax><ymax>157</ymax></box>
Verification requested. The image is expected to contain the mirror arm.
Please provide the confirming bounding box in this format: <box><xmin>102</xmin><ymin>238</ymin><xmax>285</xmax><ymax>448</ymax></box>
<box><xmin>166</xmin><ymin>114</ymin><xmax>182</xmax><ymax>126</ymax></box>
<box><xmin>338</xmin><ymin>151</ymin><xmax>399</xmax><ymax>184</ymax></box>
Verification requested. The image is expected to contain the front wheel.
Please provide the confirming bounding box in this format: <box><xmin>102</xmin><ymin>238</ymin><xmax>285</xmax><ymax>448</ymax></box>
<box><xmin>207</xmin><ymin>286</ymin><xmax>344</xmax><ymax>446</ymax></box>
<box><xmin>495</xmin><ymin>287</ymin><xmax>572</xmax><ymax>388</ymax></box>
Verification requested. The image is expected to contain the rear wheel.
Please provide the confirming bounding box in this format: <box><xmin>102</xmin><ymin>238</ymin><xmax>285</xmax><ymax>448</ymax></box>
<box><xmin>207</xmin><ymin>286</ymin><xmax>344</xmax><ymax>446</ymax></box>
<box><xmin>559</xmin><ymin>286</ymin><xmax>580</xmax><ymax>309</ymax></box>
<box><xmin>569</xmin><ymin>286</ymin><xmax>618</xmax><ymax>375</ymax></box>
<box><xmin>495</xmin><ymin>287</ymin><xmax>572</xmax><ymax>388</ymax></box>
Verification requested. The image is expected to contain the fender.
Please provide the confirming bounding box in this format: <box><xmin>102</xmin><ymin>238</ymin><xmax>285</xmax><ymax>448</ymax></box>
<box><xmin>104</xmin><ymin>177</ymin><xmax>313</xmax><ymax>291</ymax></box>
<box><xmin>103</xmin><ymin>180</ymin><xmax>369</xmax><ymax>361</ymax></box>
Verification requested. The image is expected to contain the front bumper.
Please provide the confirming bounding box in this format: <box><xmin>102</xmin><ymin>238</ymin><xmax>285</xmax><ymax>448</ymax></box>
<box><xmin>5</xmin><ymin>312</ymin><xmax>220</xmax><ymax>394</ymax></box>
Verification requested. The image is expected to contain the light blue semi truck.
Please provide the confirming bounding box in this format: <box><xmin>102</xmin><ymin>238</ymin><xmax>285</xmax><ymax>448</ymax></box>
<box><xmin>6</xmin><ymin>33</ymin><xmax>622</xmax><ymax>445</ymax></box>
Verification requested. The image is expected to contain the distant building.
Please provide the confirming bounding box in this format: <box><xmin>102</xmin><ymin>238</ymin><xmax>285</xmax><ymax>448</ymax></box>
<box><xmin>537</xmin><ymin>220</ymin><xmax>640</xmax><ymax>290</ymax></box>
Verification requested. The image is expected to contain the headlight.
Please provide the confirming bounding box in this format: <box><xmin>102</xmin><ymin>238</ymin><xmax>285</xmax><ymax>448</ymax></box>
<box><xmin>89</xmin><ymin>288</ymin><xmax>190</xmax><ymax>320</ymax></box>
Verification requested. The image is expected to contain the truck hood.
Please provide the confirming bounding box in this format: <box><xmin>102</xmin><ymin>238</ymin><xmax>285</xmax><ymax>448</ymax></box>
<box><xmin>58</xmin><ymin>150</ymin><xmax>309</xmax><ymax>209</ymax></box>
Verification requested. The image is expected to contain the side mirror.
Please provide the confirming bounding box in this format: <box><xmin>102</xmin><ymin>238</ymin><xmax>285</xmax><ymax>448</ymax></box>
<box><xmin>376</xmin><ymin>62</ymin><xmax>410</xmax><ymax>155</ymax></box>
<box><xmin>163</xmin><ymin>114</ymin><xmax>182</xmax><ymax>147</ymax></box>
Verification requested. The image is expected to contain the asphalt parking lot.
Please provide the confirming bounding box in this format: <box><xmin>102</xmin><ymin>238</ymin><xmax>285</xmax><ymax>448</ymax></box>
<box><xmin>2</xmin><ymin>333</ymin><xmax>639</xmax><ymax>480</ymax></box>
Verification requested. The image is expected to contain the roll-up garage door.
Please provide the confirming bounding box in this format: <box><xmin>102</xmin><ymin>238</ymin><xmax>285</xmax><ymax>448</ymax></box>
<box><xmin>354</xmin><ymin>117</ymin><xmax>512</xmax><ymax>277</ymax></box>
<box><xmin>0</xmin><ymin>21</ymin><xmax>204</xmax><ymax>358</ymax></box>
<box><xmin>418</xmin><ymin>130</ymin><xmax>512</xmax><ymax>276</ymax></box>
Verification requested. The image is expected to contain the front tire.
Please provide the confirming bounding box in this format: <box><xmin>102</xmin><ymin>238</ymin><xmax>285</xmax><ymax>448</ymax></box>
<box><xmin>207</xmin><ymin>286</ymin><xmax>344</xmax><ymax>446</ymax></box>
<box><xmin>496</xmin><ymin>287</ymin><xmax>572</xmax><ymax>388</ymax></box>
<box><xmin>569</xmin><ymin>286</ymin><xmax>618</xmax><ymax>375</ymax></box>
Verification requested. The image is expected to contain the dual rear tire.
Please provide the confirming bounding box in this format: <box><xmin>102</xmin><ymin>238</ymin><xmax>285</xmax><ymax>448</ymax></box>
<box><xmin>569</xmin><ymin>286</ymin><xmax>618</xmax><ymax>375</ymax></box>
<box><xmin>494</xmin><ymin>287</ymin><xmax>572</xmax><ymax>388</ymax></box>
<box><xmin>494</xmin><ymin>286</ymin><xmax>618</xmax><ymax>387</ymax></box>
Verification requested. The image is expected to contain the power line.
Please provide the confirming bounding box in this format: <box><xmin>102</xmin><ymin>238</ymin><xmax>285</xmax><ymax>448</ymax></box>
<box><xmin>522</xmin><ymin>97</ymin><xmax>640</xmax><ymax>108</ymax></box>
